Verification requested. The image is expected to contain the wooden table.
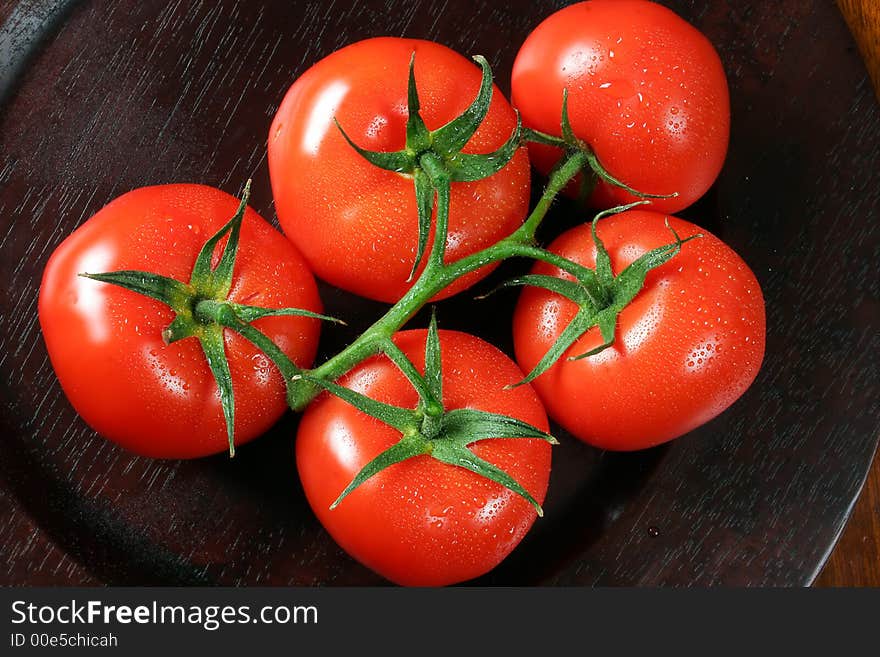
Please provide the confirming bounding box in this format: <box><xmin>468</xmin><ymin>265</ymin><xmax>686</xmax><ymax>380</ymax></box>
<box><xmin>816</xmin><ymin>0</ymin><xmax>880</xmax><ymax>587</ymax></box>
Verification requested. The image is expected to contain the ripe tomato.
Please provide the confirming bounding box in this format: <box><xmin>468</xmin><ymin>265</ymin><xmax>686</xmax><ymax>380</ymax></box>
<box><xmin>513</xmin><ymin>210</ymin><xmax>765</xmax><ymax>450</ymax></box>
<box><xmin>269</xmin><ymin>37</ymin><xmax>531</xmax><ymax>303</ymax></box>
<box><xmin>511</xmin><ymin>0</ymin><xmax>730</xmax><ymax>213</ymax></box>
<box><xmin>296</xmin><ymin>329</ymin><xmax>552</xmax><ymax>586</ymax></box>
<box><xmin>39</xmin><ymin>184</ymin><xmax>323</xmax><ymax>458</ymax></box>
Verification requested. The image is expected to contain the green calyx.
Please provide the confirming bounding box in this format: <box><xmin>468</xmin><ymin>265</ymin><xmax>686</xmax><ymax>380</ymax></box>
<box><xmin>335</xmin><ymin>53</ymin><xmax>522</xmax><ymax>281</ymax></box>
<box><xmin>497</xmin><ymin>204</ymin><xmax>702</xmax><ymax>387</ymax></box>
<box><xmin>302</xmin><ymin>312</ymin><xmax>557</xmax><ymax>515</ymax></box>
<box><xmin>522</xmin><ymin>89</ymin><xmax>678</xmax><ymax>204</ymax></box>
<box><xmin>80</xmin><ymin>180</ymin><xmax>341</xmax><ymax>457</ymax></box>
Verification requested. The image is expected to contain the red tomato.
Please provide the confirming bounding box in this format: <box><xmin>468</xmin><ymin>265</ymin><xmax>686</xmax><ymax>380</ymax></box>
<box><xmin>296</xmin><ymin>329</ymin><xmax>552</xmax><ymax>586</ymax></box>
<box><xmin>512</xmin><ymin>0</ymin><xmax>729</xmax><ymax>213</ymax></box>
<box><xmin>269</xmin><ymin>37</ymin><xmax>531</xmax><ymax>303</ymax></box>
<box><xmin>39</xmin><ymin>184</ymin><xmax>323</xmax><ymax>458</ymax></box>
<box><xmin>513</xmin><ymin>210</ymin><xmax>765</xmax><ymax>450</ymax></box>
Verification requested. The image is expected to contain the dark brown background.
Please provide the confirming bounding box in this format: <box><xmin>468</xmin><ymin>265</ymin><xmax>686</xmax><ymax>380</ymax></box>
<box><xmin>816</xmin><ymin>0</ymin><xmax>880</xmax><ymax>588</ymax></box>
<box><xmin>0</xmin><ymin>0</ymin><xmax>878</xmax><ymax>586</ymax></box>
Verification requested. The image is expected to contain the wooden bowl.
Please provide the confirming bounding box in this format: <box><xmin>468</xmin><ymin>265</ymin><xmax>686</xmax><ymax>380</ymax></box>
<box><xmin>0</xmin><ymin>0</ymin><xmax>878</xmax><ymax>585</ymax></box>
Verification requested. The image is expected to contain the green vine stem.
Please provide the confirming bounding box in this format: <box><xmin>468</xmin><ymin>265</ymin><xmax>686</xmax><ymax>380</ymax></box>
<box><xmin>271</xmin><ymin>58</ymin><xmax>680</xmax><ymax>413</ymax></box>
<box><xmin>285</xmin><ymin>147</ymin><xmax>587</xmax><ymax>411</ymax></box>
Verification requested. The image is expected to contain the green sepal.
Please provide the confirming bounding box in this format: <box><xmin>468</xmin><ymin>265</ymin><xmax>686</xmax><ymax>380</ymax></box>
<box><xmin>333</xmin><ymin>119</ymin><xmax>415</xmax><ymax>173</ymax></box>
<box><xmin>608</xmin><ymin>219</ymin><xmax>699</xmax><ymax>309</ymax></box>
<box><xmin>231</xmin><ymin>303</ymin><xmax>344</xmax><ymax>325</ymax></box>
<box><xmin>560</xmin><ymin>88</ymin><xmax>578</xmax><ymax>145</ymax></box>
<box><xmin>522</xmin><ymin>88</ymin><xmax>679</xmax><ymax>203</ymax></box>
<box><xmin>79</xmin><ymin>180</ymin><xmax>342</xmax><ymax>458</ymax></box>
<box><xmin>199</xmin><ymin>325</ymin><xmax>236</xmax><ymax>457</ymax></box>
<box><xmin>568</xmin><ymin>307</ymin><xmax>617</xmax><ymax>361</ymax></box>
<box><xmin>191</xmin><ymin>180</ymin><xmax>250</xmax><ymax>296</ymax></box>
<box><xmin>424</xmin><ymin>310</ymin><xmax>443</xmax><ymax>405</ymax></box>
<box><xmin>205</xmin><ymin>301</ymin><xmax>306</xmax><ymax>385</ymax></box>
<box><xmin>329</xmin><ymin>432</ymin><xmax>431</xmax><ymax>510</ymax></box>
<box><xmin>430</xmin><ymin>441</ymin><xmax>545</xmax><ymax>516</ymax></box>
<box><xmin>476</xmin><ymin>273</ymin><xmax>590</xmax><ymax>306</ymax></box>
<box><xmin>430</xmin><ymin>55</ymin><xmax>493</xmax><ymax>156</ymax></box>
<box><xmin>409</xmin><ymin>168</ymin><xmax>434</xmax><ymax>282</ymax></box>
<box><xmin>591</xmin><ymin>211</ymin><xmax>614</xmax><ymax>287</ymax></box>
<box><xmin>334</xmin><ymin>51</ymin><xmax>523</xmax><ymax>281</ymax></box>
<box><xmin>560</xmin><ymin>88</ymin><xmax>599</xmax><ymax>205</ymax></box>
<box><xmin>515</xmin><ymin>210</ymin><xmax>702</xmax><ymax>384</ymax></box>
<box><xmin>521</xmin><ymin>126</ymin><xmax>566</xmax><ymax>148</ymax></box>
<box><xmin>439</xmin><ymin>408</ymin><xmax>557</xmax><ymax>445</ymax></box>
<box><xmin>161</xmin><ymin>314</ymin><xmax>197</xmax><ymax>344</ymax></box>
<box><xmin>405</xmin><ymin>52</ymin><xmax>431</xmax><ymax>154</ymax></box>
<box><xmin>318</xmin><ymin>314</ymin><xmax>553</xmax><ymax>516</ymax></box>
<box><xmin>560</xmin><ymin>88</ymin><xmax>676</xmax><ymax>202</ymax></box>
<box><xmin>510</xmin><ymin>309</ymin><xmax>596</xmax><ymax>387</ymax></box>
<box><xmin>445</xmin><ymin>112</ymin><xmax>522</xmax><ymax>183</ymax></box>
<box><xmin>381</xmin><ymin>339</ymin><xmax>439</xmax><ymax>407</ymax></box>
<box><xmin>78</xmin><ymin>271</ymin><xmax>191</xmax><ymax>310</ymax></box>
<box><xmin>583</xmin><ymin>148</ymin><xmax>676</xmax><ymax>201</ymax></box>
<box><xmin>303</xmin><ymin>374</ymin><xmax>415</xmax><ymax>433</ymax></box>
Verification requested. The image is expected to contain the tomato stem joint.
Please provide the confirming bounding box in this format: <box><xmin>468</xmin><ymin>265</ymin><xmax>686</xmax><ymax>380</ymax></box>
<box><xmin>79</xmin><ymin>181</ymin><xmax>340</xmax><ymax>457</ymax></box>
<box><xmin>334</xmin><ymin>52</ymin><xmax>523</xmax><ymax>281</ymax></box>
<box><xmin>522</xmin><ymin>89</ymin><xmax>680</xmax><ymax>204</ymax></box>
<box><xmin>499</xmin><ymin>206</ymin><xmax>702</xmax><ymax>387</ymax></box>
<box><xmin>306</xmin><ymin>311</ymin><xmax>557</xmax><ymax>515</ymax></box>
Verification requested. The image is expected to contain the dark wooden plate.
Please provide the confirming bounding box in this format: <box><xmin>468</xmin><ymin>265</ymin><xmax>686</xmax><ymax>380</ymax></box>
<box><xmin>1</xmin><ymin>0</ymin><xmax>878</xmax><ymax>586</ymax></box>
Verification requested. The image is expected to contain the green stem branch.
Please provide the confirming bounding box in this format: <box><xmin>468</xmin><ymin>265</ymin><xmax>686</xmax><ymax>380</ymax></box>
<box><xmin>288</xmin><ymin>149</ymin><xmax>586</xmax><ymax>411</ymax></box>
<box><xmin>516</xmin><ymin>150</ymin><xmax>587</xmax><ymax>242</ymax></box>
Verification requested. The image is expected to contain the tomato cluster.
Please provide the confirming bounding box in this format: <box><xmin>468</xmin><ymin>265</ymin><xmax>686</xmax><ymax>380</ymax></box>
<box><xmin>38</xmin><ymin>1</ymin><xmax>764</xmax><ymax>586</ymax></box>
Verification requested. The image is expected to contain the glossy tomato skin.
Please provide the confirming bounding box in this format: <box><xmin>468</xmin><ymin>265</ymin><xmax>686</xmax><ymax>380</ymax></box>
<box><xmin>513</xmin><ymin>210</ymin><xmax>764</xmax><ymax>451</ymax></box>
<box><xmin>39</xmin><ymin>184</ymin><xmax>323</xmax><ymax>459</ymax></box>
<box><xmin>512</xmin><ymin>0</ymin><xmax>729</xmax><ymax>213</ymax></box>
<box><xmin>269</xmin><ymin>37</ymin><xmax>531</xmax><ymax>303</ymax></box>
<box><xmin>296</xmin><ymin>330</ymin><xmax>551</xmax><ymax>586</ymax></box>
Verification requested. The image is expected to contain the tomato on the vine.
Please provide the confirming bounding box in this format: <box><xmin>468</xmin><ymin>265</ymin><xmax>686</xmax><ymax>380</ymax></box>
<box><xmin>296</xmin><ymin>329</ymin><xmax>552</xmax><ymax>586</ymax></box>
<box><xmin>511</xmin><ymin>0</ymin><xmax>730</xmax><ymax>213</ymax></box>
<box><xmin>269</xmin><ymin>37</ymin><xmax>531</xmax><ymax>303</ymax></box>
<box><xmin>39</xmin><ymin>184</ymin><xmax>324</xmax><ymax>458</ymax></box>
<box><xmin>513</xmin><ymin>210</ymin><xmax>765</xmax><ymax>451</ymax></box>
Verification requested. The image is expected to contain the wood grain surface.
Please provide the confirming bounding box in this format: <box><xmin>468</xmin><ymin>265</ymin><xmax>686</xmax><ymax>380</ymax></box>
<box><xmin>816</xmin><ymin>0</ymin><xmax>880</xmax><ymax>588</ymax></box>
<box><xmin>838</xmin><ymin>0</ymin><xmax>880</xmax><ymax>97</ymax></box>
<box><xmin>1</xmin><ymin>0</ymin><xmax>878</xmax><ymax>587</ymax></box>
<box><xmin>816</xmin><ymin>452</ymin><xmax>880</xmax><ymax>586</ymax></box>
